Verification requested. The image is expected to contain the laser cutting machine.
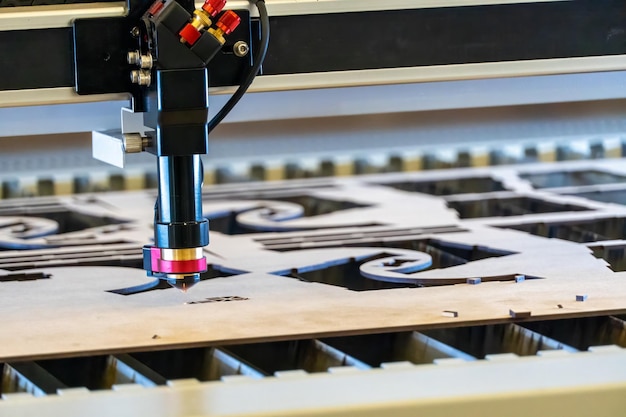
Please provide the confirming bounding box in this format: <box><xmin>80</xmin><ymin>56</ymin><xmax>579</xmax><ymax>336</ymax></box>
<box><xmin>1</xmin><ymin>0</ymin><xmax>626</xmax><ymax>415</ymax></box>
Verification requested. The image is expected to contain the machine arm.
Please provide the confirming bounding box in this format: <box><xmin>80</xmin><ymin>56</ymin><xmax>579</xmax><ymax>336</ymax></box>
<box><xmin>137</xmin><ymin>0</ymin><xmax>239</xmax><ymax>291</ymax></box>
<box><xmin>81</xmin><ymin>0</ymin><xmax>267</xmax><ymax>290</ymax></box>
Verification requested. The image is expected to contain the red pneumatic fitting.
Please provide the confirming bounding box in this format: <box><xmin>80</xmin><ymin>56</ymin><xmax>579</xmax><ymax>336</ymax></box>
<box><xmin>179</xmin><ymin>23</ymin><xmax>202</xmax><ymax>45</ymax></box>
<box><xmin>216</xmin><ymin>10</ymin><xmax>241</xmax><ymax>35</ymax></box>
<box><xmin>179</xmin><ymin>0</ymin><xmax>227</xmax><ymax>45</ymax></box>
<box><xmin>208</xmin><ymin>10</ymin><xmax>240</xmax><ymax>44</ymax></box>
<box><xmin>202</xmin><ymin>0</ymin><xmax>227</xmax><ymax>17</ymax></box>
<box><xmin>179</xmin><ymin>1</ymin><xmax>239</xmax><ymax>46</ymax></box>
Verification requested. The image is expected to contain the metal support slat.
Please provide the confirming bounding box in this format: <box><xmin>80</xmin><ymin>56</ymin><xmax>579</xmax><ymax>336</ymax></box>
<box><xmin>112</xmin><ymin>354</ymin><xmax>167</xmax><ymax>387</ymax></box>
<box><xmin>522</xmin><ymin>316</ymin><xmax>626</xmax><ymax>351</ymax></box>
<box><xmin>2</xmin><ymin>362</ymin><xmax>66</xmax><ymax>397</ymax></box>
<box><xmin>322</xmin><ymin>331</ymin><xmax>475</xmax><ymax>367</ymax></box>
<box><xmin>129</xmin><ymin>347</ymin><xmax>265</xmax><ymax>382</ymax></box>
<box><xmin>211</xmin><ymin>349</ymin><xmax>265</xmax><ymax>379</ymax></box>
<box><xmin>312</xmin><ymin>340</ymin><xmax>371</xmax><ymax>370</ymax></box>
<box><xmin>423</xmin><ymin>323</ymin><xmax>577</xmax><ymax>359</ymax></box>
<box><xmin>411</xmin><ymin>332</ymin><xmax>477</xmax><ymax>362</ymax></box>
<box><xmin>222</xmin><ymin>339</ymin><xmax>365</xmax><ymax>374</ymax></box>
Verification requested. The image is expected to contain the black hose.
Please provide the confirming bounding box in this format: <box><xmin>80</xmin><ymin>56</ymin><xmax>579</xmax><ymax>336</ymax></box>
<box><xmin>208</xmin><ymin>0</ymin><xmax>269</xmax><ymax>133</ymax></box>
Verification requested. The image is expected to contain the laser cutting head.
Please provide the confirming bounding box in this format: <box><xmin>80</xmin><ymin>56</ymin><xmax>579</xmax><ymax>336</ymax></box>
<box><xmin>86</xmin><ymin>0</ymin><xmax>265</xmax><ymax>292</ymax></box>
<box><xmin>128</xmin><ymin>0</ymin><xmax>241</xmax><ymax>290</ymax></box>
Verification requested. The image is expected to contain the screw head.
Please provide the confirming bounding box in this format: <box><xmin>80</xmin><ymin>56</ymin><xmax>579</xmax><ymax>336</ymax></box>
<box><xmin>233</xmin><ymin>41</ymin><xmax>249</xmax><ymax>57</ymax></box>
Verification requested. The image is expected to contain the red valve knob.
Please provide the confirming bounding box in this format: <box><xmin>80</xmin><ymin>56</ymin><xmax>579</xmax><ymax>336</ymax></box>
<box><xmin>179</xmin><ymin>23</ymin><xmax>202</xmax><ymax>45</ymax></box>
<box><xmin>216</xmin><ymin>10</ymin><xmax>241</xmax><ymax>35</ymax></box>
<box><xmin>202</xmin><ymin>0</ymin><xmax>226</xmax><ymax>17</ymax></box>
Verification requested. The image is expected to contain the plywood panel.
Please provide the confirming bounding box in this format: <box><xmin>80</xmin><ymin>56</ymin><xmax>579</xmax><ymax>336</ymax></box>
<box><xmin>2</xmin><ymin>160</ymin><xmax>626</xmax><ymax>361</ymax></box>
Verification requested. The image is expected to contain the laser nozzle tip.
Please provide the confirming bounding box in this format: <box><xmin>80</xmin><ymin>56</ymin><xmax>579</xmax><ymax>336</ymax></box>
<box><xmin>167</xmin><ymin>280</ymin><xmax>197</xmax><ymax>292</ymax></box>
<box><xmin>165</xmin><ymin>275</ymin><xmax>200</xmax><ymax>292</ymax></box>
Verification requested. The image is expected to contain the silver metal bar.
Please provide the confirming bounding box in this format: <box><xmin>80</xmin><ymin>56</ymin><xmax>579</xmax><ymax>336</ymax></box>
<box><xmin>0</xmin><ymin>89</ymin><xmax>128</xmax><ymax>109</ymax></box>
<box><xmin>0</xmin><ymin>2</ymin><xmax>126</xmax><ymax>31</ymax></box>
<box><xmin>214</xmin><ymin>55</ymin><xmax>626</xmax><ymax>95</ymax></box>
<box><xmin>4</xmin><ymin>55</ymin><xmax>625</xmax><ymax>112</ymax></box>
<box><xmin>0</xmin><ymin>0</ymin><xmax>568</xmax><ymax>31</ymax></box>
<box><xmin>256</xmin><ymin>0</ymin><xmax>569</xmax><ymax>17</ymax></box>
<box><xmin>3</xmin><ymin>69</ymin><xmax>626</xmax><ymax>137</ymax></box>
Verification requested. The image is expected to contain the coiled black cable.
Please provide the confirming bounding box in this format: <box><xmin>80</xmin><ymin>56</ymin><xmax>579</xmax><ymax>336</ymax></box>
<box><xmin>208</xmin><ymin>0</ymin><xmax>269</xmax><ymax>133</ymax></box>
